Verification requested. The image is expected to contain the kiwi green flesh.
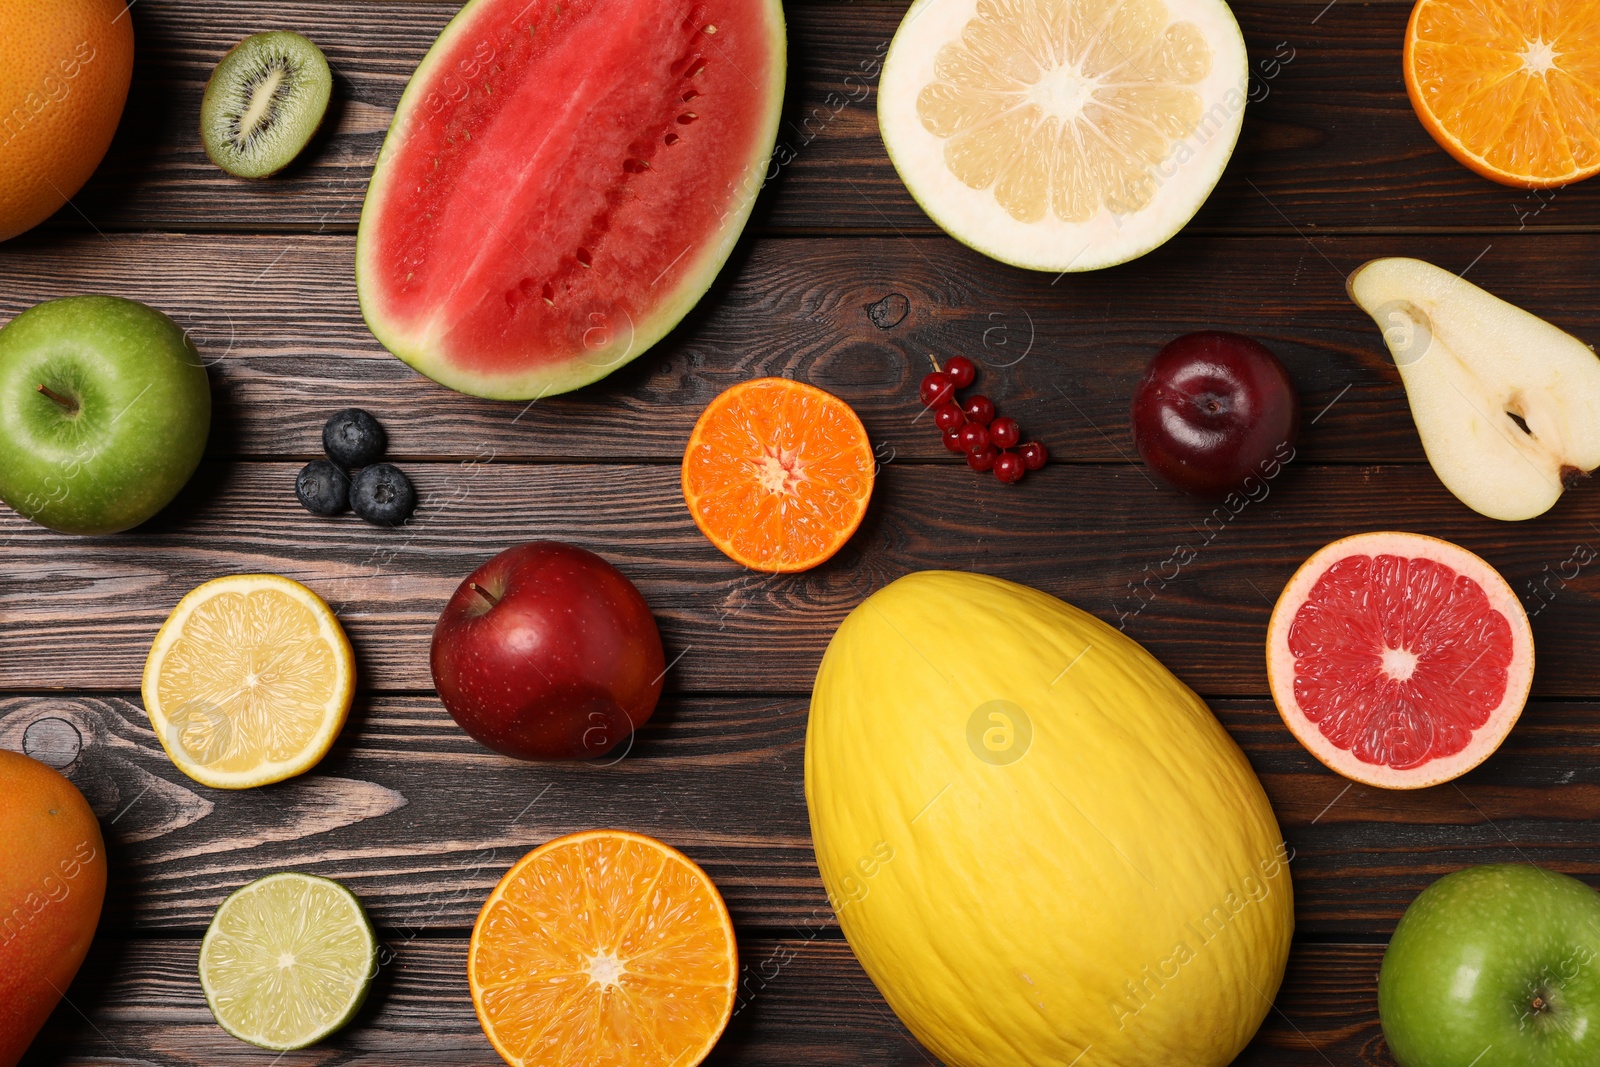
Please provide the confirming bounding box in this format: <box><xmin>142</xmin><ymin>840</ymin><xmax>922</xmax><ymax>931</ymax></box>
<box><xmin>201</xmin><ymin>31</ymin><xmax>332</xmax><ymax>179</ymax></box>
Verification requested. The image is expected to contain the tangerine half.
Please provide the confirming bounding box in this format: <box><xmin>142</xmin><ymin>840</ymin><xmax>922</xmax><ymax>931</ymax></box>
<box><xmin>1404</xmin><ymin>0</ymin><xmax>1600</xmax><ymax>188</ymax></box>
<box><xmin>682</xmin><ymin>378</ymin><xmax>875</xmax><ymax>573</ymax></box>
<box><xmin>468</xmin><ymin>830</ymin><xmax>738</xmax><ymax>1067</ymax></box>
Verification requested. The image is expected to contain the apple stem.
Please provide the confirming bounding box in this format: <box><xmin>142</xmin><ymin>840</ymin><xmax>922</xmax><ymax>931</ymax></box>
<box><xmin>36</xmin><ymin>384</ymin><xmax>78</xmax><ymax>413</ymax></box>
<box><xmin>467</xmin><ymin>582</ymin><xmax>499</xmax><ymax>608</ymax></box>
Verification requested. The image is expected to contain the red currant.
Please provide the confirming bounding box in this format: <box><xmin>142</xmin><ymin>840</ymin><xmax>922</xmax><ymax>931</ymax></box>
<box><xmin>963</xmin><ymin>395</ymin><xmax>995</xmax><ymax>426</ymax></box>
<box><xmin>1020</xmin><ymin>441</ymin><xmax>1048</xmax><ymax>470</ymax></box>
<box><xmin>946</xmin><ymin>356</ymin><xmax>977</xmax><ymax>389</ymax></box>
<box><xmin>994</xmin><ymin>451</ymin><xmax>1025</xmax><ymax>483</ymax></box>
<box><xmin>919</xmin><ymin>372</ymin><xmax>955</xmax><ymax>408</ymax></box>
<box><xmin>989</xmin><ymin>416</ymin><xmax>1020</xmax><ymax>449</ymax></box>
<box><xmin>966</xmin><ymin>444</ymin><xmax>998</xmax><ymax>472</ymax></box>
<box><xmin>958</xmin><ymin>423</ymin><xmax>990</xmax><ymax>454</ymax></box>
<box><xmin>934</xmin><ymin>402</ymin><xmax>965</xmax><ymax>431</ymax></box>
<box><xmin>942</xmin><ymin>427</ymin><xmax>966</xmax><ymax>452</ymax></box>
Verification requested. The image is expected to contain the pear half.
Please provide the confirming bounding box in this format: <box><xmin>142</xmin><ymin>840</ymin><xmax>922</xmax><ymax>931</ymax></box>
<box><xmin>1348</xmin><ymin>257</ymin><xmax>1600</xmax><ymax>521</ymax></box>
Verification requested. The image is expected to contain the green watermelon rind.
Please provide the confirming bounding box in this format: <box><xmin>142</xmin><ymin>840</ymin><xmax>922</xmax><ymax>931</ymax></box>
<box><xmin>355</xmin><ymin>0</ymin><xmax>787</xmax><ymax>401</ymax></box>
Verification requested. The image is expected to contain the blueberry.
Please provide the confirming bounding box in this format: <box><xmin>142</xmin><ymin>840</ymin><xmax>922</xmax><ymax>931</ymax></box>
<box><xmin>351</xmin><ymin>463</ymin><xmax>416</xmax><ymax>526</ymax></box>
<box><xmin>296</xmin><ymin>460</ymin><xmax>350</xmax><ymax>516</ymax></box>
<box><xmin>323</xmin><ymin>408</ymin><xmax>388</xmax><ymax>469</ymax></box>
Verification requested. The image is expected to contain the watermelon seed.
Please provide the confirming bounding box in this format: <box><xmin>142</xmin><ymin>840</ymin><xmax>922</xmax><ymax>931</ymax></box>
<box><xmin>682</xmin><ymin>90</ymin><xmax>700</xmax><ymax>102</ymax></box>
<box><xmin>705</xmin><ymin>24</ymin><xmax>718</xmax><ymax>34</ymax></box>
<box><xmin>665</xmin><ymin>133</ymin><xmax>681</xmax><ymax>145</ymax></box>
<box><xmin>542</xmin><ymin>283</ymin><xmax>556</xmax><ymax>306</ymax></box>
<box><xmin>687</xmin><ymin>62</ymin><xmax>707</xmax><ymax>78</ymax></box>
<box><xmin>576</xmin><ymin>248</ymin><xmax>592</xmax><ymax>268</ymax></box>
<box><xmin>678</xmin><ymin>113</ymin><xmax>698</xmax><ymax>124</ymax></box>
<box><xmin>624</xmin><ymin>159</ymin><xmax>651</xmax><ymax>173</ymax></box>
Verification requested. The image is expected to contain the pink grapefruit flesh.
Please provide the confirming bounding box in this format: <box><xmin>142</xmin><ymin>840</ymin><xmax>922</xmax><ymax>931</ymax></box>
<box><xmin>356</xmin><ymin>0</ymin><xmax>785</xmax><ymax>400</ymax></box>
<box><xmin>1267</xmin><ymin>532</ymin><xmax>1533</xmax><ymax>789</ymax></box>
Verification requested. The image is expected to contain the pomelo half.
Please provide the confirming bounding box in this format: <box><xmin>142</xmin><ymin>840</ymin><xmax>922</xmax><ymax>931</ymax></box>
<box><xmin>356</xmin><ymin>0</ymin><xmax>786</xmax><ymax>400</ymax></box>
<box><xmin>1267</xmin><ymin>532</ymin><xmax>1534</xmax><ymax>790</ymax></box>
<box><xmin>878</xmin><ymin>0</ymin><xmax>1248</xmax><ymax>273</ymax></box>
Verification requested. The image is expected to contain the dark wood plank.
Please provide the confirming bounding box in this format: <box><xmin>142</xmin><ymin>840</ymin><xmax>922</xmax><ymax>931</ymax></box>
<box><xmin>5</xmin><ymin>0</ymin><xmax>1597</xmax><ymax>1060</ymax></box>
<box><xmin>0</xmin><ymin>693</ymin><xmax>818</xmax><ymax>933</ymax></box>
<box><xmin>7</xmin><ymin>695</ymin><xmax>1600</xmax><ymax>937</ymax></box>
<box><xmin>3</xmin><ymin>463</ymin><xmax>1598</xmax><ymax>697</ymax></box>
<box><xmin>23</xmin><ymin>938</ymin><xmax>1393</xmax><ymax>1066</ymax></box>
<box><xmin>8</xmin><ymin>232</ymin><xmax>1600</xmax><ymax>465</ymax></box>
<box><xmin>43</xmin><ymin>1</ymin><xmax>1600</xmax><ymax>237</ymax></box>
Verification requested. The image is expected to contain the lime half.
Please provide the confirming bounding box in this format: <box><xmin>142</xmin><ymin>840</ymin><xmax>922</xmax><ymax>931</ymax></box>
<box><xmin>199</xmin><ymin>872</ymin><xmax>377</xmax><ymax>1050</ymax></box>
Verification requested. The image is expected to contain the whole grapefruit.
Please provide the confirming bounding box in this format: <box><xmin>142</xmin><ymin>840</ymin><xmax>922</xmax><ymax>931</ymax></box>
<box><xmin>0</xmin><ymin>0</ymin><xmax>134</xmax><ymax>242</ymax></box>
<box><xmin>0</xmin><ymin>749</ymin><xmax>107</xmax><ymax>1067</ymax></box>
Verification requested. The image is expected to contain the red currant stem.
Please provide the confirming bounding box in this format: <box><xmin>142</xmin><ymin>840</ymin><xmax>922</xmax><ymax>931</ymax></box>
<box><xmin>926</xmin><ymin>354</ymin><xmax>941</xmax><ymax>373</ymax></box>
<box><xmin>36</xmin><ymin>384</ymin><xmax>78</xmax><ymax>413</ymax></box>
<box><xmin>467</xmin><ymin>582</ymin><xmax>500</xmax><ymax>608</ymax></box>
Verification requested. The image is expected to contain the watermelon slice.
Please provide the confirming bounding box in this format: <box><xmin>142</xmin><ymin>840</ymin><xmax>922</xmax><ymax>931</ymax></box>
<box><xmin>356</xmin><ymin>0</ymin><xmax>786</xmax><ymax>400</ymax></box>
<box><xmin>1267</xmin><ymin>532</ymin><xmax>1535</xmax><ymax>790</ymax></box>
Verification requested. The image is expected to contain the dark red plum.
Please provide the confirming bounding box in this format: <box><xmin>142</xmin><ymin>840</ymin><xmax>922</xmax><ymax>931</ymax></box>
<box><xmin>1131</xmin><ymin>332</ymin><xmax>1300</xmax><ymax>498</ymax></box>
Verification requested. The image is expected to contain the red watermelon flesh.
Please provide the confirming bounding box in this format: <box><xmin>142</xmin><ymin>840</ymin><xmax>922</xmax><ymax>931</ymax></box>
<box><xmin>357</xmin><ymin>0</ymin><xmax>786</xmax><ymax>399</ymax></box>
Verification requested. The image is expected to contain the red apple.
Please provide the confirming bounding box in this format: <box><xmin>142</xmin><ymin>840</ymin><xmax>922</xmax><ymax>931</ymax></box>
<box><xmin>431</xmin><ymin>542</ymin><xmax>665</xmax><ymax>760</ymax></box>
<box><xmin>1130</xmin><ymin>331</ymin><xmax>1300</xmax><ymax>498</ymax></box>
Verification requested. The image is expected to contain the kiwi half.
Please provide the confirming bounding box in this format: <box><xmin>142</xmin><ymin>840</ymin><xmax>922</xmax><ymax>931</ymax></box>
<box><xmin>201</xmin><ymin>31</ymin><xmax>332</xmax><ymax>179</ymax></box>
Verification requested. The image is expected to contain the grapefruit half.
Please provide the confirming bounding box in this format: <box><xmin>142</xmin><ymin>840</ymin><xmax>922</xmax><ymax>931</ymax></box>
<box><xmin>1267</xmin><ymin>532</ymin><xmax>1533</xmax><ymax>790</ymax></box>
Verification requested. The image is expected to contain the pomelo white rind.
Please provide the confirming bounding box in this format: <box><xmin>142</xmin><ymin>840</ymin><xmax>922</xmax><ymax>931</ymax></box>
<box><xmin>355</xmin><ymin>0</ymin><xmax>787</xmax><ymax>401</ymax></box>
<box><xmin>1267</xmin><ymin>531</ymin><xmax>1534</xmax><ymax>790</ymax></box>
<box><xmin>878</xmin><ymin>0</ymin><xmax>1248</xmax><ymax>273</ymax></box>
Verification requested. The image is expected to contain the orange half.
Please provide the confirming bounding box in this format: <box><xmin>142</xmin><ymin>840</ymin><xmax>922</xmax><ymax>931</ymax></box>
<box><xmin>1404</xmin><ymin>0</ymin><xmax>1600</xmax><ymax>188</ymax></box>
<box><xmin>468</xmin><ymin>830</ymin><xmax>738</xmax><ymax>1067</ymax></box>
<box><xmin>682</xmin><ymin>378</ymin><xmax>875</xmax><ymax>573</ymax></box>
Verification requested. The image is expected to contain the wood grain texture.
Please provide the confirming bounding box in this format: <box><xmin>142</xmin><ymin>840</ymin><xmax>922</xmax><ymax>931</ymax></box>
<box><xmin>2</xmin><ymin>463</ymin><xmax>1598</xmax><ymax>696</ymax></box>
<box><xmin>7</xmin><ymin>232</ymin><xmax>1600</xmax><ymax>465</ymax></box>
<box><xmin>6</xmin><ymin>0</ymin><xmax>1600</xmax><ymax>1063</ymax></box>
<box><xmin>6</xmin><ymin>695</ymin><xmax>1600</xmax><ymax>938</ymax></box>
<box><xmin>42</xmin><ymin>1</ymin><xmax>1600</xmax><ymax>237</ymax></box>
<box><xmin>21</xmin><ymin>938</ymin><xmax>1395</xmax><ymax>1066</ymax></box>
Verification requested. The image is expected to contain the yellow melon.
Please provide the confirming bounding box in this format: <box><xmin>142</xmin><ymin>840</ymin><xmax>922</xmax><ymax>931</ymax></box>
<box><xmin>806</xmin><ymin>571</ymin><xmax>1291</xmax><ymax>1066</ymax></box>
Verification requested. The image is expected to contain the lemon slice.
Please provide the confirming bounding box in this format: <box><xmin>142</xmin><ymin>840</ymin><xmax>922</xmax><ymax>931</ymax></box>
<box><xmin>880</xmin><ymin>0</ymin><xmax>1248</xmax><ymax>272</ymax></box>
<box><xmin>142</xmin><ymin>574</ymin><xmax>355</xmax><ymax>789</ymax></box>
<box><xmin>200</xmin><ymin>872</ymin><xmax>377</xmax><ymax>1050</ymax></box>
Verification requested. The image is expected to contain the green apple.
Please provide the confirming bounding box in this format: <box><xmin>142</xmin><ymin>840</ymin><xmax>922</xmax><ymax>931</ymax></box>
<box><xmin>0</xmin><ymin>296</ymin><xmax>211</xmax><ymax>535</ymax></box>
<box><xmin>1380</xmin><ymin>864</ymin><xmax>1600</xmax><ymax>1067</ymax></box>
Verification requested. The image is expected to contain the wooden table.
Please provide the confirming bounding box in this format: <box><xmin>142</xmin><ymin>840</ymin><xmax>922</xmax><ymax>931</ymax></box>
<box><xmin>6</xmin><ymin>1</ymin><xmax>1598</xmax><ymax>1063</ymax></box>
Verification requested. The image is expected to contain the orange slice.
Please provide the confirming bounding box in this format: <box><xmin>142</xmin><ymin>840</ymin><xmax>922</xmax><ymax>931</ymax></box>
<box><xmin>1404</xmin><ymin>0</ymin><xmax>1600</xmax><ymax>188</ymax></box>
<box><xmin>682</xmin><ymin>378</ymin><xmax>875</xmax><ymax>573</ymax></box>
<box><xmin>468</xmin><ymin>830</ymin><xmax>738</xmax><ymax>1067</ymax></box>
